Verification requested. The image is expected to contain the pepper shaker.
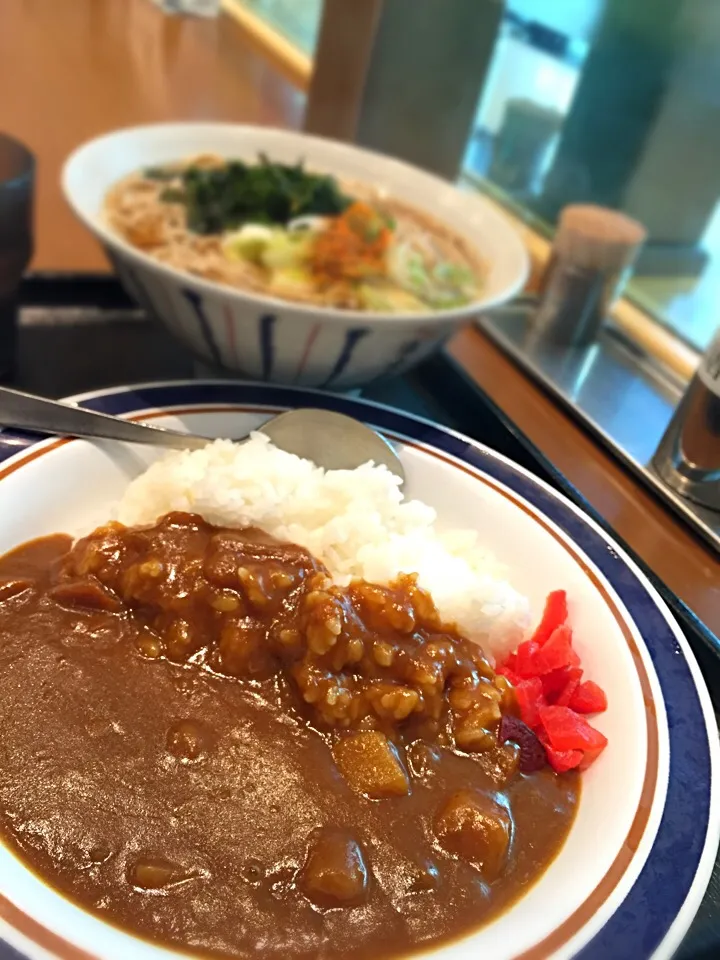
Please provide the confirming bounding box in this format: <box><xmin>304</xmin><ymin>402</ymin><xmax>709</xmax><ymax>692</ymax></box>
<box><xmin>532</xmin><ymin>205</ymin><xmax>647</xmax><ymax>348</ymax></box>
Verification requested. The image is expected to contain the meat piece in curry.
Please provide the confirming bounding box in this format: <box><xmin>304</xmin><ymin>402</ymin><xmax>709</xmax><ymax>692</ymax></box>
<box><xmin>0</xmin><ymin>512</ymin><xmax>578</xmax><ymax>960</ymax></box>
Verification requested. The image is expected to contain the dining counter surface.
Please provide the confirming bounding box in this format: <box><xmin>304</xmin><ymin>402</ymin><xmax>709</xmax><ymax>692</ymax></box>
<box><xmin>1</xmin><ymin>0</ymin><xmax>718</xmax><ymax>640</ymax></box>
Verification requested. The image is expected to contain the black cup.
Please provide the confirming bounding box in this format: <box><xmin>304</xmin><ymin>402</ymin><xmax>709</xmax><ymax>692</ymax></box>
<box><xmin>0</xmin><ymin>134</ymin><xmax>35</xmax><ymax>380</ymax></box>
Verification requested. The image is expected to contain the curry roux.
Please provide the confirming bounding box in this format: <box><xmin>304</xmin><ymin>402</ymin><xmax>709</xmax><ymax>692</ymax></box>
<box><xmin>0</xmin><ymin>513</ymin><xmax>578</xmax><ymax>959</ymax></box>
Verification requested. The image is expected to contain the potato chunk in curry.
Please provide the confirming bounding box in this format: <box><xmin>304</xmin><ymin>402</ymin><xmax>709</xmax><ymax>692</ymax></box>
<box><xmin>300</xmin><ymin>828</ymin><xmax>369</xmax><ymax>908</ymax></box>
<box><xmin>333</xmin><ymin>731</ymin><xmax>410</xmax><ymax>798</ymax></box>
<box><xmin>434</xmin><ymin>789</ymin><xmax>512</xmax><ymax>882</ymax></box>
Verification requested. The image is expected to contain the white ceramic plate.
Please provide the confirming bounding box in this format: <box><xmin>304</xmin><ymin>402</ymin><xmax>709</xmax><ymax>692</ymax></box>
<box><xmin>0</xmin><ymin>381</ymin><xmax>716</xmax><ymax>960</ymax></box>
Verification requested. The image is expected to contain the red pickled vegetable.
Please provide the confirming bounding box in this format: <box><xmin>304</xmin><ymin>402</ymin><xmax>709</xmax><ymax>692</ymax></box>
<box><xmin>536</xmin><ymin>727</ymin><xmax>582</xmax><ymax>772</ymax></box>
<box><xmin>538</xmin><ymin>705</ymin><xmax>608</xmax><ymax>756</ymax></box>
<box><xmin>578</xmin><ymin>742</ymin><xmax>607</xmax><ymax>771</ymax></box>
<box><xmin>515</xmin><ymin>640</ymin><xmax>540</xmax><ymax>678</ymax></box>
<box><xmin>496</xmin><ymin>590</ymin><xmax>609</xmax><ymax>773</ymax></box>
<box><xmin>514</xmin><ymin>677</ymin><xmax>544</xmax><ymax>729</ymax></box>
<box><xmin>555</xmin><ymin>668</ymin><xmax>584</xmax><ymax>707</ymax></box>
<box><xmin>570</xmin><ymin>680</ymin><xmax>608</xmax><ymax>715</ymax></box>
<box><xmin>527</xmin><ymin>625</ymin><xmax>577</xmax><ymax>675</ymax></box>
<box><xmin>530</xmin><ymin>590</ymin><xmax>568</xmax><ymax>646</ymax></box>
<box><xmin>546</xmin><ymin>745</ymin><xmax>583</xmax><ymax>774</ymax></box>
<box><xmin>540</xmin><ymin>665</ymin><xmax>581</xmax><ymax>702</ymax></box>
<box><xmin>498</xmin><ymin>715</ymin><xmax>547</xmax><ymax>773</ymax></box>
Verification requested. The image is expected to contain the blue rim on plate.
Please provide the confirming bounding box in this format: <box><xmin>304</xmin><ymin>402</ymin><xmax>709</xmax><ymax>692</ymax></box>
<box><xmin>0</xmin><ymin>379</ymin><xmax>717</xmax><ymax>960</ymax></box>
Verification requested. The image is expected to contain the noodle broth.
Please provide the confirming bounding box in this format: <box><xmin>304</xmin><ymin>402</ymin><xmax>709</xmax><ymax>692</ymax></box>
<box><xmin>103</xmin><ymin>156</ymin><xmax>485</xmax><ymax>314</ymax></box>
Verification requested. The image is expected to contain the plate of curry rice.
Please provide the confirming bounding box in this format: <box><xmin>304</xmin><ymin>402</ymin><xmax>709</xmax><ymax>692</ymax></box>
<box><xmin>0</xmin><ymin>380</ymin><xmax>716</xmax><ymax>960</ymax></box>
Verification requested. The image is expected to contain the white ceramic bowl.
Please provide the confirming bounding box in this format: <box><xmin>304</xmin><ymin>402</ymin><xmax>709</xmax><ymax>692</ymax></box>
<box><xmin>0</xmin><ymin>382</ymin><xmax>716</xmax><ymax>960</ymax></box>
<box><xmin>62</xmin><ymin>124</ymin><xmax>528</xmax><ymax>389</ymax></box>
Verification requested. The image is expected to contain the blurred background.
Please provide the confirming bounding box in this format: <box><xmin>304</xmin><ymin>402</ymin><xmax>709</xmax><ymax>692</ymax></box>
<box><xmin>6</xmin><ymin>0</ymin><xmax>720</xmax><ymax>362</ymax></box>
<box><xmin>225</xmin><ymin>0</ymin><xmax>720</xmax><ymax>355</ymax></box>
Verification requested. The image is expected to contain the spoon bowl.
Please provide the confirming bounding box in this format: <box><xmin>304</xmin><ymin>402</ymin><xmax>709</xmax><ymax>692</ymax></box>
<box><xmin>260</xmin><ymin>408</ymin><xmax>402</xmax><ymax>478</ymax></box>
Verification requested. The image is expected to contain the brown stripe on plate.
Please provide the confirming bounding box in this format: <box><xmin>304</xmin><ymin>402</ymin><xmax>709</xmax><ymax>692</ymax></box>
<box><xmin>0</xmin><ymin>892</ymin><xmax>98</xmax><ymax>960</ymax></box>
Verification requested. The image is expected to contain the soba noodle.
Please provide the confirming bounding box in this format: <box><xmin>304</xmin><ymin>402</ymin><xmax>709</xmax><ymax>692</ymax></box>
<box><xmin>103</xmin><ymin>156</ymin><xmax>484</xmax><ymax>313</ymax></box>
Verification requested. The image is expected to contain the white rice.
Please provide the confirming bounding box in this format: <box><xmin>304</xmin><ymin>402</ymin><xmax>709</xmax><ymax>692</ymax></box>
<box><xmin>117</xmin><ymin>435</ymin><xmax>529</xmax><ymax>659</ymax></box>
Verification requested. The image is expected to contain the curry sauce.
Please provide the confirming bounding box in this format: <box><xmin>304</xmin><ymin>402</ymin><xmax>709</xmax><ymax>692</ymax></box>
<box><xmin>0</xmin><ymin>513</ymin><xmax>578</xmax><ymax>959</ymax></box>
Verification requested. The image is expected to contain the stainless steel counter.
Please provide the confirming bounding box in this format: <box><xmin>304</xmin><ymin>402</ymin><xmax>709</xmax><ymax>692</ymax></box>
<box><xmin>477</xmin><ymin>299</ymin><xmax>720</xmax><ymax>552</ymax></box>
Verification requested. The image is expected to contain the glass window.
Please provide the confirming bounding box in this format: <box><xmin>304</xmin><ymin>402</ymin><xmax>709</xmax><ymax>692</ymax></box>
<box><xmin>462</xmin><ymin>0</ymin><xmax>720</xmax><ymax>354</ymax></box>
<box><xmin>228</xmin><ymin>0</ymin><xmax>322</xmax><ymax>57</ymax></box>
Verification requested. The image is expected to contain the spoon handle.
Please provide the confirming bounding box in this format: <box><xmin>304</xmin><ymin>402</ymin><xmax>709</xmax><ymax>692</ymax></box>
<box><xmin>0</xmin><ymin>386</ymin><xmax>209</xmax><ymax>450</ymax></box>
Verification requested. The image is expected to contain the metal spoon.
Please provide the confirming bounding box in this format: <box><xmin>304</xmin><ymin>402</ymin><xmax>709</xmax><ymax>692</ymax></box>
<box><xmin>0</xmin><ymin>386</ymin><xmax>404</xmax><ymax>481</ymax></box>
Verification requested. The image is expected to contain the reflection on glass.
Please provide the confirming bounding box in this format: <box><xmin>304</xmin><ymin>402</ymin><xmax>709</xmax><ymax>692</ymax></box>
<box><xmin>466</xmin><ymin>10</ymin><xmax>587</xmax><ymax>201</ymax></box>
<box><xmin>231</xmin><ymin>0</ymin><xmax>322</xmax><ymax>56</ymax></box>
<box><xmin>463</xmin><ymin>1</ymin><xmax>720</xmax><ymax>353</ymax></box>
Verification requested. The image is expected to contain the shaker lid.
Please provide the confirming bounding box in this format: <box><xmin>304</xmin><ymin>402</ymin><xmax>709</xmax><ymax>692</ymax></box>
<box><xmin>555</xmin><ymin>204</ymin><xmax>647</xmax><ymax>271</ymax></box>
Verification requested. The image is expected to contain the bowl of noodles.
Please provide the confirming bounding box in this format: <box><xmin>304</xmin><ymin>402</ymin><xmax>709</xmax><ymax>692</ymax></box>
<box><xmin>63</xmin><ymin>124</ymin><xmax>528</xmax><ymax>388</ymax></box>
